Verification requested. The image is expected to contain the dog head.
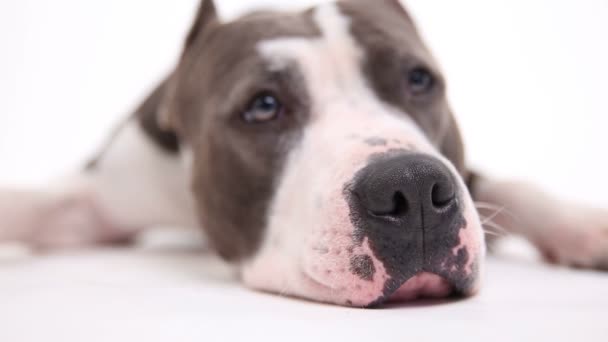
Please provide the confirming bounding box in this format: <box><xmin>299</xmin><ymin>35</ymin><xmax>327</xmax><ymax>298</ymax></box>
<box><xmin>165</xmin><ymin>0</ymin><xmax>485</xmax><ymax>307</ymax></box>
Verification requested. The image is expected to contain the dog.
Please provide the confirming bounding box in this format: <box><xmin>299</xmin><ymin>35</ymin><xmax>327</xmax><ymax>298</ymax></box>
<box><xmin>1</xmin><ymin>0</ymin><xmax>607</xmax><ymax>307</ymax></box>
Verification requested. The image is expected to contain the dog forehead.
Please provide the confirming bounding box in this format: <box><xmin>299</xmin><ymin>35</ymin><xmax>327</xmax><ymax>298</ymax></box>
<box><xmin>253</xmin><ymin>2</ymin><xmax>434</xmax><ymax>154</ymax></box>
<box><xmin>253</xmin><ymin>2</ymin><xmax>429</xmax><ymax>119</ymax></box>
<box><xmin>256</xmin><ymin>4</ymin><xmax>366</xmax><ymax>111</ymax></box>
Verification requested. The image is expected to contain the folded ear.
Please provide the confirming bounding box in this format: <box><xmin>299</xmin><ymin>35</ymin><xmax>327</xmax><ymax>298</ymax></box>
<box><xmin>158</xmin><ymin>0</ymin><xmax>218</xmax><ymax>131</ymax></box>
<box><xmin>185</xmin><ymin>0</ymin><xmax>219</xmax><ymax>48</ymax></box>
<box><xmin>156</xmin><ymin>73</ymin><xmax>179</xmax><ymax>132</ymax></box>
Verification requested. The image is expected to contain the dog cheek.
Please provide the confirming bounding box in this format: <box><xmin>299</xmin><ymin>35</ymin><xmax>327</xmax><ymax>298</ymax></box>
<box><xmin>240</xmin><ymin>190</ymin><xmax>392</xmax><ymax>307</ymax></box>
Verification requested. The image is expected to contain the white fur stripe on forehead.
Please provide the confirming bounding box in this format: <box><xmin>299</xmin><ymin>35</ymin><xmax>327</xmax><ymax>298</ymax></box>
<box><xmin>257</xmin><ymin>4</ymin><xmax>367</xmax><ymax>106</ymax></box>
<box><xmin>313</xmin><ymin>4</ymin><xmax>357</xmax><ymax>43</ymax></box>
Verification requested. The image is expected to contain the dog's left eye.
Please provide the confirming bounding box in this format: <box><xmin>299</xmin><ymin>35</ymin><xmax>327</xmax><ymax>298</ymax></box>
<box><xmin>242</xmin><ymin>94</ymin><xmax>283</xmax><ymax>123</ymax></box>
<box><xmin>407</xmin><ymin>67</ymin><xmax>435</xmax><ymax>95</ymax></box>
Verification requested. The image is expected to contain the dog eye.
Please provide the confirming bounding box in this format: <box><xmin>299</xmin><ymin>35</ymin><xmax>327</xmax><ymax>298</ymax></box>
<box><xmin>242</xmin><ymin>94</ymin><xmax>283</xmax><ymax>123</ymax></box>
<box><xmin>407</xmin><ymin>67</ymin><xmax>435</xmax><ymax>95</ymax></box>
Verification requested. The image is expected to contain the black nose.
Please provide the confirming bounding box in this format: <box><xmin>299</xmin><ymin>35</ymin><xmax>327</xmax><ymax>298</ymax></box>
<box><xmin>345</xmin><ymin>153</ymin><xmax>471</xmax><ymax>302</ymax></box>
<box><xmin>352</xmin><ymin>154</ymin><xmax>458</xmax><ymax>230</ymax></box>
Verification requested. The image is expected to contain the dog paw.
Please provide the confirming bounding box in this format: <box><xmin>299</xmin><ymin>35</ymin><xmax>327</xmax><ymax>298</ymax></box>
<box><xmin>538</xmin><ymin>208</ymin><xmax>608</xmax><ymax>271</ymax></box>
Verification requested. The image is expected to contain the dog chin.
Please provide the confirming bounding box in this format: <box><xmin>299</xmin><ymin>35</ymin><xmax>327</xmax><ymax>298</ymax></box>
<box><xmin>242</xmin><ymin>232</ymin><xmax>483</xmax><ymax>308</ymax></box>
<box><xmin>298</xmin><ymin>268</ymin><xmax>479</xmax><ymax>308</ymax></box>
<box><xmin>241</xmin><ymin>189</ymin><xmax>484</xmax><ymax>307</ymax></box>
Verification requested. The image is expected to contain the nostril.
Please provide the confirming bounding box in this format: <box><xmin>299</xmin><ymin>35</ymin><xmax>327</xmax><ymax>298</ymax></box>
<box><xmin>431</xmin><ymin>183</ymin><xmax>455</xmax><ymax>209</ymax></box>
<box><xmin>391</xmin><ymin>191</ymin><xmax>408</xmax><ymax>216</ymax></box>
<box><xmin>369</xmin><ymin>191</ymin><xmax>409</xmax><ymax>218</ymax></box>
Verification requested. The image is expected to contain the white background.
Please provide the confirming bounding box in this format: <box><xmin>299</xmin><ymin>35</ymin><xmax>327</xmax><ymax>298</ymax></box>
<box><xmin>0</xmin><ymin>1</ymin><xmax>607</xmax><ymax>341</ymax></box>
<box><xmin>1</xmin><ymin>0</ymin><xmax>607</xmax><ymax>207</ymax></box>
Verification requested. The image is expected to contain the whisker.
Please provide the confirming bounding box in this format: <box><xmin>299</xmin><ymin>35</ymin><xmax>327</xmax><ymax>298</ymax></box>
<box><xmin>483</xmin><ymin>220</ymin><xmax>507</xmax><ymax>232</ymax></box>
<box><xmin>481</xmin><ymin>206</ymin><xmax>506</xmax><ymax>225</ymax></box>
<box><xmin>483</xmin><ymin>220</ymin><xmax>510</xmax><ymax>236</ymax></box>
<box><xmin>474</xmin><ymin>201</ymin><xmax>520</xmax><ymax>222</ymax></box>
<box><xmin>474</xmin><ymin>201</ymin><xmax>503</xmax><ymax>210</ymax></box>
<box><xmin>482</xmin><ymin>229</ymin><xmax>503</xmax><ymax>237</ymax></box>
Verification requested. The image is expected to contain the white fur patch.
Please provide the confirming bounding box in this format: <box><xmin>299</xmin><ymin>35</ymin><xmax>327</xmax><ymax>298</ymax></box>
<box><xmin>91</xmin><ymin>121</ymin><xmax>198</xmax><ymax>230</ymax></box>
<box><xmin>0</xmin><ymin>121</ymin><xmax>198</xmax><ymax>249</ymax></box>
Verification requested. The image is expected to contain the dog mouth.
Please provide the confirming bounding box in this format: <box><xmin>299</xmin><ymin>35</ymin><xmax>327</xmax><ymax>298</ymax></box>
<box><xmin>358</xmin><ymin>272</ymin><xmax>464</xmax><ymax>308</ymax></box>
<box><xmin>383</xmin><ymin>272</ymin><xmax>455</xmax><ymax>304</ymax></box>
<box><xmin>301</xmin><ymin>268</ymin><xmax>466</xmax><ymax>307</ymax></box>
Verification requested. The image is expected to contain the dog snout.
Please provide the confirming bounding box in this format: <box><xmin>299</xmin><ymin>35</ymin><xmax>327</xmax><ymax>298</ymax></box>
<box><xmin>353</xmin><ymin>153</ymin><xmax>459</xmax><ymax>232</ymax></box>
<box><xmin>345</xmin><ymin>152</ymin><xmax>473</xmax><ymax>299</ymax></box>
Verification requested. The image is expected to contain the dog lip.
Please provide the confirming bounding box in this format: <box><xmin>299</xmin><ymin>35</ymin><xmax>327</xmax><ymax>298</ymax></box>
<box><xmin>301</xmin><ymin>269</ymin><xmax>458</xmax><ymax>307</ymax></box>
<box><xmin>369</xmin><ymin>272</ymin><xmax>456</xmax><ymax>307</ymax></box>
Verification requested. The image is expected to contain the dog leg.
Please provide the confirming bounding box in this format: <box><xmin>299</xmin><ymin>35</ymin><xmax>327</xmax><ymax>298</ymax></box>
<box><xmin>472</xmin><ymin>175</ymin><xmax>608</xmax><ymax>270</ymax></box>
<box><xmin>0</xmin><ymin>120</ymin><xmax>197</xmax><ymax>250</ymax></box>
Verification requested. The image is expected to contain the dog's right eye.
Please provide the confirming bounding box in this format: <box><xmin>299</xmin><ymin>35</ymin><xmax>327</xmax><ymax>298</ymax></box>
<box><xmin>406</xmin><ymin>67</ymin><xmax>435</xmax><ymax>95</ymax></box>
<box><xmin>242</xmin><ymin>94</ymin><xmax>283</xmax><ymax>124</ymax></box>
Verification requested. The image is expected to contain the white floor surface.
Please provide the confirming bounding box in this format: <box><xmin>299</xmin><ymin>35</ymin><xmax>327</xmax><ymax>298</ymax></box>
<box><xmin>0</xmin><ymin>238</ymin><xmax>606</xmax><ymax>342</ymax></box>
